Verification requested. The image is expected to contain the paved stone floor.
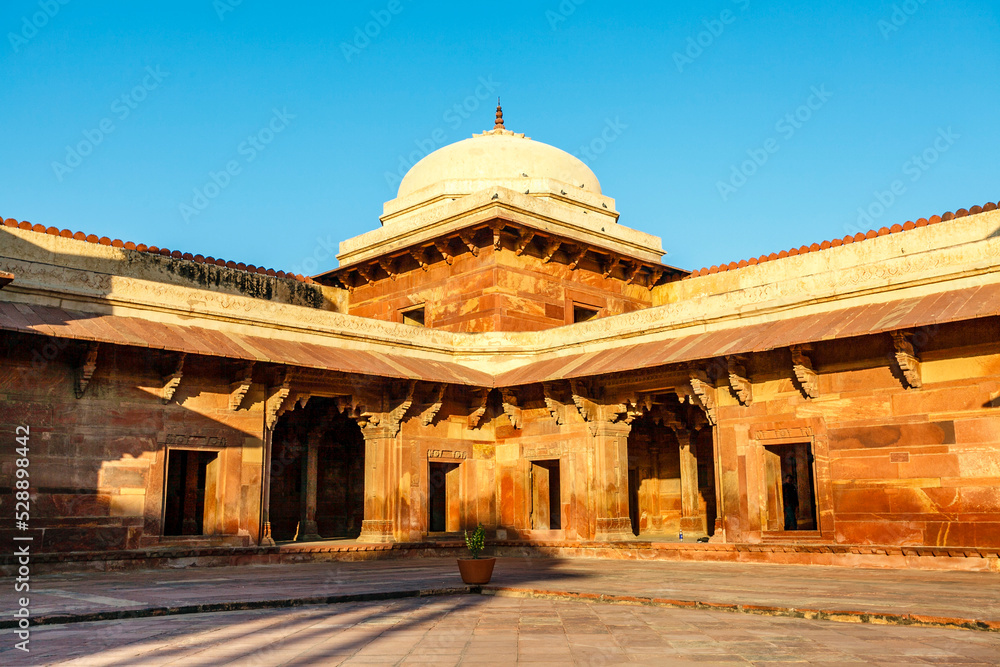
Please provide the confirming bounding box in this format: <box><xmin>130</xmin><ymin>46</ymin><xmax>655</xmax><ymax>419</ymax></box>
<box><xmin>2</xmin><ymin>557</ymin><xmax>999</xmax><ymax>665</ymax></box>
<box><xmin>5</xmin><ymin>557</ymin><xmax>998</xmax><ymax>624</ymax></box>
<box><xmin>4</xmin><ymin>596</ymin><xmax>1000</xmax><ymax>666</ymax></box>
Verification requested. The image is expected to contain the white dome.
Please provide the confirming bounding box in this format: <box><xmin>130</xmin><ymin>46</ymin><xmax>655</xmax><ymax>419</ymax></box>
<box><xmin>398</xmin><ymin>130</ymin><xmax>601</xmax><ymax>199</ymax></box>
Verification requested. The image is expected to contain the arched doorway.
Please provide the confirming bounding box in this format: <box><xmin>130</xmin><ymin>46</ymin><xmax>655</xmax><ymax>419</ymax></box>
<box><xmin>268</xmin><ymin>398</ymin><xmax>364</xmax><ymax>541</ymax></box>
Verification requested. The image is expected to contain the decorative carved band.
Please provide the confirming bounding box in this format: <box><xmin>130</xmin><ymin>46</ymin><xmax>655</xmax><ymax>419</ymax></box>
<box><xmin>594</xmin><ymin>517</ymin><xmax>633</xmax><ymax>541</ymax></box>
<box><xmin>358</xmin><ymin>520</ymin><xmax>395</xmax><ymax>543</ymax></box>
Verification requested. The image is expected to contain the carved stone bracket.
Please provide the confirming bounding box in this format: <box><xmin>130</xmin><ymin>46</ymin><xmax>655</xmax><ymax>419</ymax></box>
<box><xmin>73</xmin><ymin>342</ymin><xmax>100</xmax><ymax>399</ymax></box>
<box><xmin>419</xmin><ymin>383</ymin><xmax>447</xmax><ymax>426</ymax></box>
<box><xmin>266</xmin><ymin>369</ymin><xmax>293</xmax><ymax>430</ymax></box>
<box><xmin>500</xmin><ymin>388</ymin><xmax>522</xmax><ymax>430</ymax></box>
<box><xmin>458</xmin><ymin>230</ymin><xmax>479</xmax><ymax>257</ymax></box>
<box><xmin>791</xmin><ymin>345</ymin><xmax>819</xmax><ymax>399</ymax></box>
<box><xmin>542</xmin><ymin>382</ymin><xmax>567</xmax><ymax>425</ymax></box>
<box><xmin>377</xmin><ymin>257</ymin><xmax>397</xmax><ymax>281</ymax></box>
<box><xmin>433</xmin><ymin>239</ymin><xmax>454</xmax><ymax>265</ymax></box>
<box><xmin>341</xmin><ymin>380</ymin><xmax>416</xmax><ymax>437</ymax></box>
<box><xmin>356</xmin><ymin>264</ymin><xmax>376</xmax><ymax>286</ymax></box>
<box><xmin>161</xmin><ymin>353</ymin><xmax>186</xmax><ymax>404</ymax></box>
<box><xmin>468</xmin><ymin>387</ymin><xmax>489</xmax><ymax>428</ymax></box>
<box><xmin>514</xmin><ymin>229</ymin><xmax>535</xmax><ymax>256</ymax></box>
<box><xmin>687</xmin><ymin>371</ymin><xmax>718</xmax><ymax>426</ymax></box>
<box><xmin>229</xmin><ymin>361</ymin><xmax>255</xmax><ymax>411</ymax></box>
<box><xmin>569</xmin><ymin>379</ymin><xmax>643</xmax><ymax>435</ymax></box>
<box><xmin>891</xmin><ymin>332</ymin><xmax>922</xmax><ymax>389</ymax></box>
<box><xmin>727</xmin><ymin>356</ymin><xmax>753</xmax><ymax>406</ymax></box>
<box><xmin>490</xmin><ymin>221</ymin><xmax>505</xmax><ymax>251</ymax></box>
<box><xmin>602</xmin><ymin>253</ymin><xmax>621</xmax><ymax>279</ymax></box>
<box><xmin>567</xmin><ymin>245</ymin><xmax>587</xmax><ymax>271</ymax></box>
<box><xmin>409</xmin><ymin>247</ymin><xmax>430</xmax><ymax>272</ymax></box>
<box><xmin>646</xmin><ymin>268</ymin><xmax>664</xmax><ymax>290</ymax></box>
<box><xmin>623</xmin><ymin>262</ymin><xmax>641</xmax><ymax>285</ymax></box>
<box><xmin>541</xmin><ymin>238</ymin><xmax>561</xmax><ymax>263</ymax></box>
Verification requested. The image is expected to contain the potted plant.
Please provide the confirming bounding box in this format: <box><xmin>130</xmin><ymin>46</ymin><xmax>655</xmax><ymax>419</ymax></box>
<box><xmin>457</xmin><ymin>523</ymin><xmax>496</xmax><ymax>585</ymax></box>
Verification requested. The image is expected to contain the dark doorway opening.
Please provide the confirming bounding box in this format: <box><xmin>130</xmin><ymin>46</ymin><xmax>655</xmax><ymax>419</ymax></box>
<box><xmin>429</xmin><ymin>461</ymin><xmax>460</xmax><ymax>533</ymax></box>
<box><xmin>268</xmin><ymin>399</ymin><xmax>365</xmax><ymax>542</ymax></box>
<box><xmin>164</xmin><ymin>449</ymin><xmax>219</xmax><ymax>536</ymax></box>
<box><xmin>763</xmin><ymin>442</ymin><xmax>817</xmax><ymax>531</ymax></box>
<box><xmin>530</xmin><ymin>460</ymin><xmax>561</xmax><ymax>530</ymax></box>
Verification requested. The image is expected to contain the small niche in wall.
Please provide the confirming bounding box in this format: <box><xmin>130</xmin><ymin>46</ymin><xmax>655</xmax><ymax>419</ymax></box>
<box><xmin>402</xmin><ymin>306</ymin><xmax>426</xmax><ymax>327</ymax></box>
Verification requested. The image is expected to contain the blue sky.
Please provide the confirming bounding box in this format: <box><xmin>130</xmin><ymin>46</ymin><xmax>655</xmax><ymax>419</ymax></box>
<box><xmin>1</xmin><ymin>0</ymin><xmax>997</xmax><ymax>275</ymax></box>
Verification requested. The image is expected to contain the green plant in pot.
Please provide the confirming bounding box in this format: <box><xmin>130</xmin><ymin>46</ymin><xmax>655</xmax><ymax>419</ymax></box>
<box><xmin>457</xmin><ymin>523</ymin><xmax>496</xmax><ymax>585</ymax></box>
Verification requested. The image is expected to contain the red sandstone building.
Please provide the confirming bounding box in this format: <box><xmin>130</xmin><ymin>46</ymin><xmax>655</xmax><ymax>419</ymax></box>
<box><xmin>2</xmin><ymin>109</ymin><xmax>999</xmax><ymax>571</ymax></box>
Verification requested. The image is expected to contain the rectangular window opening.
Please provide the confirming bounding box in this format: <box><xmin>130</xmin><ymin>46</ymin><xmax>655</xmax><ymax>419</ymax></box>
<box><xmin>573</xmin><ymin>305</ymin><xmax>599</xmax><ymax>323</ymax></box>
<box><xmin>402</xmin><ymin>306</ymin><xmax>426</xmax><ymax>327</ymax></box>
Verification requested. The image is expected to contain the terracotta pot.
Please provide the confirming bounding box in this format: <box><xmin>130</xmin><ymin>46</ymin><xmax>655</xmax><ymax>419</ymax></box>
<box><xmin>457</xmin><ymin>557</ymin><xmax>496</xmax><ymax>584</ymax></box>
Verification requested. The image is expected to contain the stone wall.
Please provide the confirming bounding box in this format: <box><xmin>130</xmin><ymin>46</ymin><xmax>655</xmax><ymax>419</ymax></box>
<box><xmin>0</xmin><ymin>332</ymin><xmax>266</xmax><ymax>552</ymax></box>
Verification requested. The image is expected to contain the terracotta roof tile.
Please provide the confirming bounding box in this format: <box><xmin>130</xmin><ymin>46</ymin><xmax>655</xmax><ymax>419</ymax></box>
<box><xmin>1</xmin><ymin>215</ymin><xmax>314</xmax><ymax>284</ymax></box>
<box><xmin>685</xmin><ymin>202</ymin><xmax>998</xmax><ymax>279</ymax></box>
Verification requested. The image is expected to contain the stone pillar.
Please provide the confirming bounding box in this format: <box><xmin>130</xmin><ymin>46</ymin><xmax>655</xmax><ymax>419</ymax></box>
<box><xmin>590</xmin><ymin>421</ymin><xmax>634</xmax><ymax>542</ymax></box>
<box><xmin>296</xmin><ymin>435</ymin><xmax>322</xmax><ymax>542</ymax></box>
<box><xmin>677</xmin><ymin>429</ymin><xmax>703</xmax><ymax>533</ymax></box>
<box><xmin>182</xmin><ymin>453</ymin><xmax>200</xmax><ymax>535</ymax></box>
<box><xmin>357</xmin><ymin>425</ymin><xmax>397</xmax><ymax>543</ymax></box>
<box><xmin>259</xmin><ymin>429</ymin><xmax>275</xmax><ymax>546</ymax></box>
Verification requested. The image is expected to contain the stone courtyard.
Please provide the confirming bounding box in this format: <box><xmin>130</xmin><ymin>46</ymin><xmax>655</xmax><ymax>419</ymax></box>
<box><xmin>2</xmin><ymin>557</ymin><xmax>998</xmax><ymax>665</ymax></box>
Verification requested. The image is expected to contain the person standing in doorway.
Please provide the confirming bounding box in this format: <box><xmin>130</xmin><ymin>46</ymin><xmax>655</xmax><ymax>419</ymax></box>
<box><xmin>782</xmin><ymin>474</ymin><xmax>799</xmax><ymax>531</ymax></box>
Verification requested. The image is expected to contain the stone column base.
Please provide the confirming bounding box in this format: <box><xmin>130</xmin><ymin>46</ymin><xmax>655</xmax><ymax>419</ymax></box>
<box><xmin>594</xmin><ymin>517</ymin><xmax>634</xmax><ymax>542</ymax></box>
<box><xmin>358</xmin><ymin>520</ymin><xmax>395</xmax><ymax>544</ymax></box>
<box><xmin>259</xmin><ymin>521</ymin><xmax>276</xmax><ymax>547</ymax></box>
<box><xmin>680</xmin><ymin>516</ymin><xmax>705</xmax><ymax>533</ymax></box>
<box><xmin>295</xmin><ymin>520</ymin><xmax>322</xmax><ymax>543</ymax></box>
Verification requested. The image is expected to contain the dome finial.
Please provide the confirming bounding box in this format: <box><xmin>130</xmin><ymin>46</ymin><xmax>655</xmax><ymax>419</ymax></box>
<box><xmin>494</xmin><ymin>98</ymin><xmax>505</xmax><ymax>130</ymax></box>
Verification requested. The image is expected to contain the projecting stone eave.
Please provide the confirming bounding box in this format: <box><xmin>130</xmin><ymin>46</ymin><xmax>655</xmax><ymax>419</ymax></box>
<box><xmin>331</xmin><ymin>185</ymin><xmax>667</xmax><ymax>272</ymax></box>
